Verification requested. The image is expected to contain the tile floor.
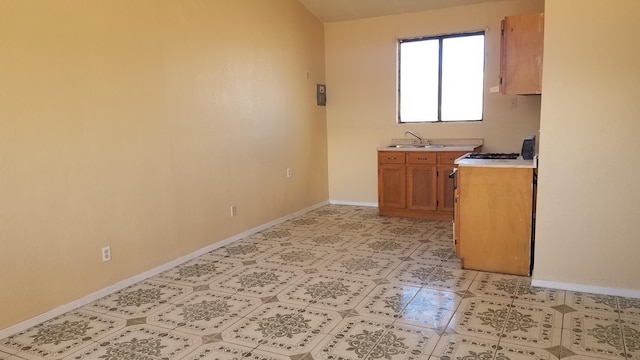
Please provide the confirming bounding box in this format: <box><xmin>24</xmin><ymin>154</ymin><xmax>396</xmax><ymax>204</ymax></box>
<box><xmin>2</xmin><ymin>205</ymin><xmax>640</xmax><ymax>360</ymax></box>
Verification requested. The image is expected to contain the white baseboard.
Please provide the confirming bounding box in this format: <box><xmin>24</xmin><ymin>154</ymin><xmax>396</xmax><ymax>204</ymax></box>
<box><xmin>0</xmin><ymin>200</ymin><xmax>329</xmax><ymax>339</ymax></box>
<box><xmin>329</xmin><ymin>200</ymin><xmax>378</xmax><ymax>207</ymax></box>
<box><xmin>531</xmin><ymin>279</ymin><xmax>640</xmax><ymax>299</ymax></box>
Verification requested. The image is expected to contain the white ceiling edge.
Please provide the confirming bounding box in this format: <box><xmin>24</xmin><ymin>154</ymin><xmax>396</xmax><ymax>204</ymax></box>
<box><xmin>298</xmin><ymin>0</ymin><xmax>510</xmax><ymax>23</ymax></box>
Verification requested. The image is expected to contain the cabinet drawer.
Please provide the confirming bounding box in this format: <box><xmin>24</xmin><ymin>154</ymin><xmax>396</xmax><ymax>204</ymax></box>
<box><xmin>378</xmin><ymin>152</ymin><xmax>405</xmax><ymax>164</ymax></box>
<box><xmin>438</xmin><ymin>152</ymin><xmax>467</xmax><ymax>164</ymax></box>
<box><xmin>407</xmin><ymin>152</ymin><xmax>436</xmax><ymax>165</ymax></box>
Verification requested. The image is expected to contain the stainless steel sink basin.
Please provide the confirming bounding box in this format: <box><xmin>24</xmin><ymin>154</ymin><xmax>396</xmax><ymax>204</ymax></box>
<box><xmin>386</xmin><ymin>144</ymin><xmax>416</xmax><ymax>148</ymax></box>
<box><xmin>387</xmin><ymin>144</ymin><xmax>446</xmax><ymax>149</ymax></box>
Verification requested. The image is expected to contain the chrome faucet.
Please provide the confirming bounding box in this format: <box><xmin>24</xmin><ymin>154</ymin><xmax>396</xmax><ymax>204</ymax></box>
<box><xmin>405</xmin><ymin>130</ymin><xmax>426</xmax><ymax>144</ymax></box>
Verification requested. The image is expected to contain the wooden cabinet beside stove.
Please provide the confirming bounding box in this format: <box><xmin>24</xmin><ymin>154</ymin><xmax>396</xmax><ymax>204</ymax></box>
<box><xmin>378</xmin><ymin>151</ymin><xmax>467</xmax><ymax>220</ymax></box>
<box><xmin>455</xmin><ymin>166</ymin><xmax>535</xmax><ymax>276</ymax></box>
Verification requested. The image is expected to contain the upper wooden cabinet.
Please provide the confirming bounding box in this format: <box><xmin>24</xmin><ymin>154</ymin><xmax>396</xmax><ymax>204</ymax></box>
<box><xmin>500</xmin><ymin>13</ymin><xmax>544</xmax><ymax>95</ymax></box>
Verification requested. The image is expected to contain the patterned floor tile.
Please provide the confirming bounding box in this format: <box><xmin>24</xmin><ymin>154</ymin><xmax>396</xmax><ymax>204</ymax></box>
<box><xmin>468</xmin><ymin>274</ymin><xmax>564</xmax><ymax>307</ymax></box>
<box><xmin>250</xmin><ymin>228</ymin><xmax>301</xmax><ymax>243</ymax></box>
<box><xmin>512</xmin><ymin>279</ymin><xmax>565</xmax><ymax>307</ymax></box>
<box><xmin>64</xmin><ymin>325</ymin><xmax>200</xmax><ymax>360</ymax></box>
<box><xmin>430</xmin><ymin>334</ymin><xmax>498</xmax><ymax>360</ymax></box>
<box><xmin>0</xmin><ymin>310</ymin><xmax>124</xmax><ymax>360</ymax></box>
<box><xmin>621</xmin><ymin>317</ymin><xmax>640</xmax><ymax>359</ymax></box>
<box><xmin>6</xmin><ymin>205</ymin><xmax>640</xmax><ymax>360</ymax></box>
<box><xmin>279</xmin><ymin>217</ymin><xmax>334</xmax><ymax>233</ymax></box>
<box><xmin>449</xmin><ymin>297</ymin><xmax>514</xmax><ymax>340</ymax></box>
<box><xmin>277</xmin><ymin>273</ymin><xmax>376</xmax><ymax>311</ymax></box>
<box><xmin>396</xmin><ymin>288</ymin><xmax>460</xmax><ymax>330</ymax></box>
<box><xmin>85</xmin><ymin>280</ymin><xmax>191</xmax><ymax>318</ymax></box>
<box><xmin>1</xmin><ymin>354</ymin><xmax>27</xmax><ymax>360</ymax></box>
<box><xmin>296</xmin><ymin>233</ymin><xmax>359</xmax><ymax>250</ymax></box>
<box><xmin>439</xmin><ymin>258</ymin><xmax>463</xmax><ymax>269</ymax></box>
<box><xmin>311</xmin><ymin>316</ymin><xmax>438</xmax><ymax>360</ymax></box>
<box><xmin>411</xmin><ymin>244</ymin><xmax>458</xmax><ymax>263</ymax></box>
<box><xmin>324</xmin><ymin>220</ymin><xmax>381</xmax><ymax>235</ymax></box>
<box><xmin>214</xmin><ymin>241</ymin><xmax>281</xmax><ymax>262</ymax></box>
<box><xmin>376</xmin><ymin>225</ymin><xmax>437</xmax><ymax>241</ymax></box>
<box><xmin>562</xmin><ymin>312</ymin><xmax>626</xmax><ymax>359</ymax></box>
<box><xmin>146</xmin><ymin>291</ymin><xmax>261</xmax><ymax>335</ymax></box>
<box><xmin>354</xmin><ymin>284</ymin><xmax>420</xmax><ymax>321</ymax></box>
<box><xmin>353</xmin><ymin>237</ymin><xmax>421</xmax><ymax>257</ymax></box>
<box><xmin>210</xmin><ymin>264</ymin><xmax>304</xmax><ymax>298</ymax></box>
<box><xmin>494</xmin><ymin>343</ymin><xmax>560</xmax><ymax>360</ymax></box>
<box><xmin>222</xmin><ymin>302</ymin><xmax>341</xmax><ymax>356</ymax></box>
<box><xmin>316</xmin><ymin>252</ymin><xmax>401</xmax><ymax>280</ymax></box>
<box><xmin>428</xmin><ymin>228</ymin><xmax>455</xmax><ymax>243</ymax></box>
<box><xmin>388</xmin><ymin>261</ymin><xmax>475</xmax><ymax>291</ymax></box>
<box><xmin>182</xmin><ymin>341</ymin><xmax>290</xmax><ymax>360</ymax></box>
<box><xmin>496</xmin><ymin>302</ymin><xmax>563</xmax><ymax>349</ymax></box>
<box><xmin>618</xmin><ymin>296</ymin><xmax>640</xmax><ymax>319</ymax></box>
<box><xmin>565</xmin><ymin>292</ymin><xmax>620</xmax><ymax>315</ymax></box>
<box><xmin>468</xmin><ymin>273</ymin><xmax>528</xmax><ymax>301</ymax></box>
<box><xmin>559</xmin><ymin>356</ymin><xmax>608</xmax><ymax>360</ymax></box>
<box><xmin>157</xmin><ymin>258</ymin><xmax>242</xmax><ymax>286</ymax></box>
<box><xmin>256</xmin><ymin>246</ymin><xmax>335</xmax><ymax>270</ymax></box>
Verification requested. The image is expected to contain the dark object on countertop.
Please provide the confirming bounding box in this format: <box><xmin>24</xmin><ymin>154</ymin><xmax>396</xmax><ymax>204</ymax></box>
<box><xmin>521</xmin><ymin>135</ymin><xmax>536</xmax><ymax>160</ymax></box>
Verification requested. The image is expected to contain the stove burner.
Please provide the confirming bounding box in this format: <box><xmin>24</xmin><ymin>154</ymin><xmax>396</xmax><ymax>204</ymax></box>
<box><xmin>466</xmin><ymin>153</ymin><xmax>520</xmax><ymax>160</ymax></box>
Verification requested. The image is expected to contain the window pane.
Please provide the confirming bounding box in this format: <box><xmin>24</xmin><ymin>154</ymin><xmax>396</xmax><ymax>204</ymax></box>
<box><xmin>399</xmin><ymin>40</ymin><xmax>439</xmax><ymax>122</ymax></box>
<box><xmin>441</xmin><ymin>35</ymin><xmax>485</xmax><ymax>121</ymax></box>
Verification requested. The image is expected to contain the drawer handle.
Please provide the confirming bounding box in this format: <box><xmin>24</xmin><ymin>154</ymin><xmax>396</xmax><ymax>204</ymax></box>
<box><xmin>417</xmin><ymin>157</ymin><xmax>428</xmax><ymax>160</ymax></box>
<box><xmin>387</xmin><ymin>157</ymin><xmax>397</xmax><ymax>160</ymax></box>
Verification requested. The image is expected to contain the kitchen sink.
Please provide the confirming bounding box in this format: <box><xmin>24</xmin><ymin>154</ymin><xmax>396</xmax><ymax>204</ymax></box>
<box><xmin>386</xmin><ymin>144</ymin><xmax>446</xmax><ymax>149</ymax></box>
<box><xmin>386</xmin><ymin>144</ymin><xmax>417</xmax><ymax>148</ymax></box>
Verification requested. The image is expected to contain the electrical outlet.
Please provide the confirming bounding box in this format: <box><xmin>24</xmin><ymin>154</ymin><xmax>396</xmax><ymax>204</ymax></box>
<box><xmin>231</xmin><ymin>205</ymin><xmax>237</xmax><ymax>217</ymax></box>
<box><xmin>286</xmin><ymin>168</ymin><xmax>292</xmax><ymax>178</ymax></box>
<box><xmin>101</xmin><ymin>246</ymin><xmax>111</xmax><ymax>262</ymax></box>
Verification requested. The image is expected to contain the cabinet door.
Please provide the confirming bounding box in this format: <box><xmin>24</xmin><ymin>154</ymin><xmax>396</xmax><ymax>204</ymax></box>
<box><xmin>458</xmin><ymin>167</ymin><xmax>533</xmax><ymax>275</ymax></box>
<box><xmin>437</xmin><ymin>165</ymin><xmax>456</xmax><ymax>212</ymax></box>
<box><xmin>378</xmin><ymin>165</ymin><xmax>406</xmax><ymax>209</ymax></box>
<box><xmin>406</xmin><ymin>165</ymin><xmax>437</xmax><ymax>211</ymax></box>
<box><xmin>500</xmin><ymin>13</ymin><xmax>544</xmax><ymax>95</ymax></box>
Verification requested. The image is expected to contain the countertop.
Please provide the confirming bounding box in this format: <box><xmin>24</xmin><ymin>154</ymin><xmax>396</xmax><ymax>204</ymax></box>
<box><xmin>377</xmin><ymin>138</ymin><xmax>484</xmax><ymax>153</ymax></box>
<box><xmin>377</xmin><ymin>145</ymin><xmax>481</xmax><ymax>152</ymax></box>
<box><xmin>454</xmin><ymin>155</ymin><xmax>538</xmax><ymax>169</ymax></box>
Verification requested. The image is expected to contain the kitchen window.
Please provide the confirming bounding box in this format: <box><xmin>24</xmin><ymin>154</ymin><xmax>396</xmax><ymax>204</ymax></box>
<box><xmin>398</xmin><ymin>32</ymin><xmax>485</xmax><ymax>123</ymax></box>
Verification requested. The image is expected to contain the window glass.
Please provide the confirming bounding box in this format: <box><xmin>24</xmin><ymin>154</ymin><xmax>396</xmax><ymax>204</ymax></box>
<box><xmin>399</xmin><ymin>39</ymin><xmax>439</xmax><ymax>122</ymax></box>
<box><xmin>399</xmin><ymin>32</ymin><xmax>485</xmax><ymax>123</ymax></box>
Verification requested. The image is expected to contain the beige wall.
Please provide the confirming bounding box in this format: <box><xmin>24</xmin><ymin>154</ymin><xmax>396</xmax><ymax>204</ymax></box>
<box><xmin>324</xmin><ymin>0</ymin><xmax>544</xmax><ymax>203</ymax></box>
<box><xmin>0</xmin><ymin>0</ymin><xmax>327</xmax><ymax>330</ymax></box>
<box><xmin>535</xmin><ymin>0</ymin><xmax>640</xmax><ymax>291</ymax></box>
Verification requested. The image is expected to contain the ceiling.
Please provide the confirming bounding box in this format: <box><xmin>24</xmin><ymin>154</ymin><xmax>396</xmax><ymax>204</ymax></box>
<box><xmin>298</xmin><ymin>0</ymin><xmax>508</xmax><ymax>23</ymax></box>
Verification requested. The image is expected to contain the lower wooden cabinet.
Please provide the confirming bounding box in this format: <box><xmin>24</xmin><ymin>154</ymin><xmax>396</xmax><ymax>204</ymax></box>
<box><xmin>455</xmin><ymin>166</ymin><xmax>535</xmax><ymax>275</ymax></box>
<box><xmin>378</xmin><ymin>151</ymin><xmax>468</xmax><ymax>220</ymax></box>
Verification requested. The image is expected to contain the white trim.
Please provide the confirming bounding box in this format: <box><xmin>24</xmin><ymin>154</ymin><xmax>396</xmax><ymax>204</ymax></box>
<box><xmin>531</xmin><ymin>279</ymin><xmax>640</xmax><ymax>298</ymax></box>
<box><xmin>0</xmin><ymin>201</ymin><xmax>329</xmax><ymax>339</ymax></box>
<box><xmin>329</xmin><ymin>200</ymin><xmax>378</xmax><ymax>207</ymax></box>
